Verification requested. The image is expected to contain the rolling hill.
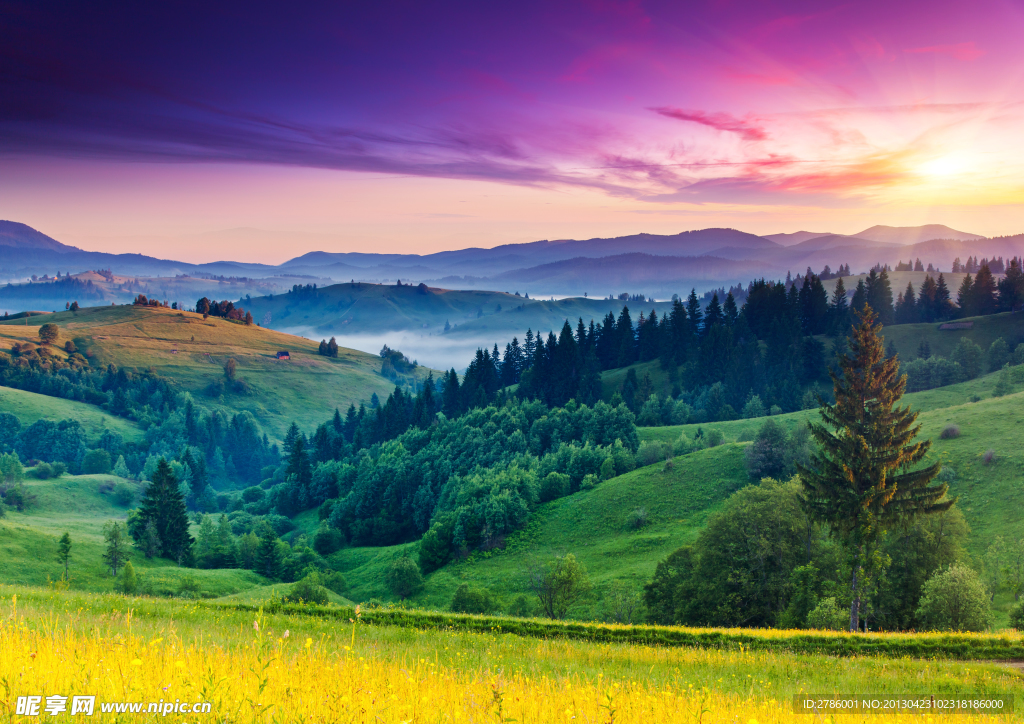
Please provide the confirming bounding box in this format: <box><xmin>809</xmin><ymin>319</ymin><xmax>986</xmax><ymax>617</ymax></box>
<box><xmin>0</xmin><ymin>304</ymin><xmax>434</xmax><ymax>438</ymax></box>
<box><xmin>854</xmin><ymin>224</ymin><xmax>984</xmax><ymax>245</ymax></box>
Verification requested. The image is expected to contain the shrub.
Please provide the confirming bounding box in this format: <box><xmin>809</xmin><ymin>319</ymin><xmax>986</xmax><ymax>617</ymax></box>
<box><xmin>34</xmin><ymin>462</ymin><xmax>54</xmax><ymax>479</ymax></box>
<box><xmin>599</xmin><ymin>457</ymin><xmax>616</xmax><ymax>481</ymax></box>
<box><xmin>742</xmin><ymin>394</ymin><xmax>767</xmax><ymax>419</ymax></box>
<box><xmin>915</xmin><ymin>564</ymin><xmax>991</xmax><ymax>632</ymax></box>
<box><xmin>983</xmin><ymin>450</ymin><xmax>996</xmax><ymax>465</ymax></box>
<box><xmin>635</xmin><ymin>440</ymin><xmax>668</xmax><ymax>467</ymax></box>
<box><xmin>507</xmin><ymin>594</ymin><xmax>533</xmax><ymax>618</ymax></box>
<box><xmin>951</xmin><ymin>338</ymin><xmax>984</xmax><ymax>379</ymax></box>
<box><xmin>82</xmin><ymin>449</ymin><xmax>112</xmax><ymax>475</ymax></box>
<box><xmin>450</xmin><ymin>583</ymin><xmax>493</xmax><ymax>614</ymax></box>
<box><xmin>241</xmin><ymin>486</ymin><xmax>265</xmax><ymax>503</ymax></box>
<box><xmin>538</xmin><ymin>472</ymin><xmax>570</xmax><ymax>502</ymax></box>
<box><xmin>705</xmin><ymin>428</ymin><xmax>725</xmax><ymax>447</ymax></box>
<box><xmin>177</xmin><ymin>574</ymin><xmax>202</xmax><ymax>599</ymax></box>
<box><xmin>940</xmin><ymin>424</ymin><xmax>961</xmax><ymax>440</ymax></box>
<box><xmin>51</xmin><ymin>462</ymin><xmax>67</xmax><ymax>477</ymax></box>
<box><xmin>288</xmin><ymin>571</ymin><xmax>331</xmax><ymax>605</ymax></box>
<box><xmin>112</xmin><ymin>481</ymin><xmax>134</xmax><ymax>507</ymax></box>
<box><xmin>312</xmin><ymin>527</ymin><xmax>344</xmax><ymax>556</ymax></box>
<box><xmin>385</xmin><ymin>557</ymin><xmax>424</xmax><ymax>599</ymax></box>
<box><xmin>321</xmin><ymin>570</ymin><xmax>347</xmax><ymax>596</ymax></box>
<box><xmin>769</xmin><ymin>405</ymin><xmax>783</xmax><ymax>416</ymax></box>
<box><xmin>38</xmin><ymin>323</ymin><xmax>59</xmax><ymax>345</ymax></box>
<box><xmin>0</xmin><ymin>452</ymin><xmax>25</xmax><ymax>485</ymax></box>
<box><xmin>117</xmin><ymin>561</ymin><xmax>139</xmax><ymax>595</ymax></box>
<box><xmin>987</xmin><ymin>337</ymin><xmax>1011</xmax><ymax>372</ymax></box>
<box><xmin>1009</xmin><ymin>600</ymin><xmax>1024</xmax><ymax>630</ymax></box>
<box><xmin>626</xmin><ymin>507</ymin><xmax>649</xmax><ymax>530</ymax></box>
<box><xmin>579</xmin><ymin>473</ymin><xmax>598</xmax><ymax>491</ymax></box>
<box><xmin>806</xmin><ymin>597</ymin><xmax>848</xmax><ymax>631</ymax></box>
<box><xmin>744</xmin><ymin>418</ymin><xmax>790</xmax><ymax>481</ymax></box>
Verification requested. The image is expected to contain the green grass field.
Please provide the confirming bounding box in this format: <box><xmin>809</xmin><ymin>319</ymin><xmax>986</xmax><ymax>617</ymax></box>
<box><xmin>0</xmin><ymin>386</ymin><xmax>142</xmax><ymax>442</ymax></box>
<box><xmin>0</xmin><ymin>304</ymin><xmax>436</xmax><ymax>438</ymax></box>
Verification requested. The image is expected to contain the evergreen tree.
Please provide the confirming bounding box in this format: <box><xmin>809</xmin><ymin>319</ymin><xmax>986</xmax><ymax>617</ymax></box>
<box><xmin>254</xmin><ymin>523</ymin><xmax>283</xmax><ymax>579</ymax></box>
<box><xmin>895</xmin><ymin>282</ymin><xmax>917</xmax><ymax>324</ymax></box>
<box><xmin>972</xmin><ymin>265</ymin><xmax>998</xmax><ymax>316</ymax></box>
<box><xmin>935</xmin><ymin>273</ymin><xmax>952</xmax><ymax>319</ymax></box>
<box><xmin>828</xmin><ymin>277</ymin><xmax>849</xmax><ymax>335</ymax></box>
<box><xmin>685</xmin><ymin>289</ymin><xmax>703</xmax><ymax>338</ymax></box>
<box><xmin>798</xmin><ymin>306</ymin><xmax>951</xmax><ymax>632</ymax></box>
<box><xmin>851</xmin><ymin>278</ymin><xmax>867</xmax><ymax>315</ymax></box>
<box><xmin>957</xmin><ymin>273</ymin><xmax>974</xmax><ymax>317</ymax></box>
<box><xmin>723</xmin><ymin>292</ymin><xmax>739</xmax><ymax>326</ymax></box>
<box><xmin>703</xmin><ymin>294</ymin><xmax>723</xmax><ymax>330</ymax></box>
<box><xmin>327</xmin><ymin>336</ymin><xmax>339</xmax><ymax>358</ymax></box>
<box><xmin>57</xmin><ymin>532</ymin><xmax>72</xmax><ymax>579</ymax></box>
<box><xmin>135</xmin><ymin>459</ymin><xmax>193</xmax><ymax>564</ymax></box>
<box><xmin>102</xmin><ymin>521</ymin><xmax>130</xmax><ymax>576</ymax></box>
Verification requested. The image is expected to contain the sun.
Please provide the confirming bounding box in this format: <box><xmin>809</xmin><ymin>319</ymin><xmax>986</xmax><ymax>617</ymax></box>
<box><xmin>917</xmin><ymin>154</ymin><xmax>968</xmax><ymax>179</ymax></box>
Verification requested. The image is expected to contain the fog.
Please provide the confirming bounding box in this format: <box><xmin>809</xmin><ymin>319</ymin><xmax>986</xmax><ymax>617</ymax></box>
<box><xmin>279</xmin><ymin>327</ymin><xmax>514</xmax><ymax>372</ymax></box>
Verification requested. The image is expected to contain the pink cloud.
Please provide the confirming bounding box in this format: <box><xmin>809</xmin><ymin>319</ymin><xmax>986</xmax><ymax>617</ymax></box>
<box><xmin>650</xmin><ymin>107</ymin><xmax>768</xmax><ymax>141</ymax></box>
<box><xmin>904</xmin><ymin>42</ymin><xmax>985</xmax><ymax>61</ymax></box>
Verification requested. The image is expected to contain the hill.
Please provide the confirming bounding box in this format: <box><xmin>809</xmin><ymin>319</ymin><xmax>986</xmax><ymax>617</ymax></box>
<box><xmin>0</xmin><ymin>304</ymin><xmax>432</xmax><ymax>438</ymax></box>
<box><xmin>0</xmin><ymin>220</ymin><xmax>79</xmax><ymax>251</ymax></box>
<box><xmin>855</xmin><ymin>224</ymin><xmax>984</xmax><ymax>245</ymax></box>
<box><xmin>0</xmin><ymin>386</ymin><xmax>142</xmax><ymax>442</ymax></box>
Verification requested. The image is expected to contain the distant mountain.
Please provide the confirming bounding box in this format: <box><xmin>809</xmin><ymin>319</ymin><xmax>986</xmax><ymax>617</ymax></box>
<box><xmin>854</xmin><ymin>224</ymin><xmax>983</xmax><ymax>245</ymax></box>
<box><xmin>0</xmin><ymin>221</ymin><xmax>80</xmax><ymax>252</ymax></box>
<box><xmin>762</xmin><ymin>231</ymin><xmax>832</xmax><ymax>246</ymax></box>
<box><xmin>788</xmin><ymin>234</ymin><xmax>901</xmax><ymax>252</ymax></box>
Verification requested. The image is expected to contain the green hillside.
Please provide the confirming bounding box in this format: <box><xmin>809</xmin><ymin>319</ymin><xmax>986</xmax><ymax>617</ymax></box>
<box><xmin>325</xmin><ymin>443</ymin><xmax>748</xmax><ymax>614</ymax></box>
<box><xmin>0</xmin><ymin>386</ymin><xmax>142</xmax><ymax>442</ymax></box>
<box><xmin>0</xmin><ymin>467</ymin><xmax>266</xmax><ymax>596</ymax></box>
<box><xmin>0</xmin><ymin>304</ymin><xmax>434</xmax><ymax>438</ymax></box>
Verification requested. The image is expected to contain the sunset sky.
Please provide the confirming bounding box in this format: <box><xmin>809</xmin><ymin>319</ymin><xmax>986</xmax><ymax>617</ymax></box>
<box><xmin>2</xmin><ymin>0</ymin><xmax>1023</xmax><ymax>262</ymax></box>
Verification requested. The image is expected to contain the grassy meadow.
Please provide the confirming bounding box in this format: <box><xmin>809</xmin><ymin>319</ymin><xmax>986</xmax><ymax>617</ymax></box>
<box><xmin>0</xmin><ymin>385</ymin><xmax>142</xmax><ymax>442</ymax></box>
<box><xmin>1</xmin><ymin>586</ymin><xmax>1021</xmax><ymax>722</ymax></box>
<box><xmin>0</xmin><ymin>304</ymin><xmax>435</xmax><ymax>437</ymax></box>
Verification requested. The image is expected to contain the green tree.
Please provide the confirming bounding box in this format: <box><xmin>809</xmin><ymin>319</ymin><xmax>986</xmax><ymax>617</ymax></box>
<box><xmin>744</xmin><ymin>418</ymin><xmax>791</xmax><ymax>480</ymax></box>
<box><xmin>112</xmin><ymin>455</ymin><xmax>130</xmax><ymax>478</ymax></box>
<box><xmin>806</xmin><ymin>597</ymin><xmax>848</xmax><ymax>630</ymax></box>
<box><xmin>38</xmin><ymin>323</ymin><xmax>59</xmax><ymax>345</ymax></box>
<box><xmin>450</xmin><ymin>583</ymin><xmax>493</xmax><ymax>614</ymax></box>
<box><xmin>102</xmin><ymin>521</ymin><xmax>130</xmax><ymax>577</ymax></box>
<box><xmin>82</xmin><ymin>448</ymin><xmax>112</xmax><ymax>474</ymax></box>
<box><xmin>135</xmin><ymin>458</ymin><xmax>193</xmax><ymax>564</ymax></box>
<box><xmin>57</xmin><ymin>532</ymin><xmax>72</xmax><ymax>580</ymax></box>
<box><xmin>950</xmin><ymin>337</ymin><xmax>984</xmax><ymax>379</ymax></box>
<box><xmin>915</xmin><ymin>564</ymin><xmax>991</xmax><ymax>631</ymax></box>
<box><xmin>419</xmin><ymin>516</ymin><xmax>454</xmax><ymax>573</ymax></box>
<box><xmin>118</xmin><ymin>560</ymin><xmax>139</xmax><ymax>594</ymax></box>
<box><xmin>530</xmin><ymin>552</ymin><xmax>592</xmax><ymax>619</ymax></box>
<box><xmin>385</xmin><ymin>557</ymin><xmax>424</xmax><ymax>599</ymax></box>
<box><xmin>288</xmin><ymin>570</ymin><xmax>330</xmax><ymax>605</ymax></box>
<box><xmin>799</xmin><ymin>306</ymin><xmax>950</xmax><ymax>631</ymax></box>
<box><xmin>254</xmin><ymin>523</ymin><xmax>283</xmax><ymax>579</ymax></box>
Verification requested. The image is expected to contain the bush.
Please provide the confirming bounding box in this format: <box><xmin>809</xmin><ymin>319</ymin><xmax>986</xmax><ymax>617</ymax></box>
<box><xmin>241</xmin><ymin>486</ymin><xmax>265</xmax><ymax>503</ymax></box>
<box><xmin>806</xmin><ymin>597</ymin><xmax>848</xmax><ymax>631</ymax></box>
<box><xmin>579</xmin><ymin>473</ymin><xmax>598</xmax><ymax>491</ymax></box>
<box><xmin>117</xmin><ymin>561</ymin><xmax>139</xmax><ymax>595</ymax></box>
<box><xmin>915</xmin><ymin>564</ymin><xmax>991</xmax><ymax>632</ymax></box>
<box><xmin>705</xmin><ymin>428</ymin><xmax>725</xmax><ymax>447</ymax></box>
<box><xmin>177</xmin><ymin>574</ymin><xmax>202</xmax><ymax>599</ymax></box>
<box><xmin>321</xmin><ymin>570</ymin><xmax>347</xmax><ymax>596</ymax></box>
<box><xmin>112</xmin><ymin>481</ymin><xmax>134</xmax><ymax>507</ymax></box>
<box><xmin>742</xmin><ymin>395</ymin><xmax>767</xmax><ymax>419</ymax></box>
<box><xmin>1009</xmin><ymin>601</ymin><xmax>1024</xmax><ymax>630</ymax></box>
<box><xmin>987</xmin><ymin>337</ymin><xmax>1010</xmax><ymax>372</ymax></box>
<box><xmin>940</xmin><ymin>425</ymin><xmax>961</xmax><ymax>440</ymax></box>
<box><xmin>744</xmin><ymin>418</ymin><xmax>790</xmax><ymax>481</ymax></box>
<box><xmin>288</xmin><ymin>571</ymin><xmax>331</xmax><ymax>605</ymax></box>
<box><xmin>951</xmin><ymin>338</ymin><xmax>984</xmax><ymax>379</ymax></box>
<box><xmin>82</xmin><ymin>448</ymin><xmax>112</xmax><ymax>475</ymax></box>
<box><xmin>450</xmin><ymin>583</ymin><xmax>493</xmax><ymax>614</ymax></box>
<box><xmin>507</xmin><ymin>594</ymin><xmax>533</xmax><ymax>618</ymax></box>
<box><xmin>312</xmin><ymin>527</ymin><xmax>344</xmax><ymax>556</ymax></box>
<box><xmin>34</xmin><ymin>462</ymin><xmax>54</xmax><ymax>479</ymax></box>
<box><xmin>626</xmin><ymin>507</ymin><xmax>649</xmax><ymax>530</ymax></box>
<box><xmin>635</xmin><ymin>440</ymin><xmax>668</xmax><ymax>467</ymax></box>
<box><xmin>599</xmin><ymin>457</ymin><xmax>616</xmax><ymax>481</ymax></box>
<box><xmin>538</xmin><ymin>472</ymin><xmax>570</xmax><ymax>502</ymax></box>
<box><xmin>385</xmin><ymin>557</ymin><xmax>424</xmax><ymax>599</ymax></box>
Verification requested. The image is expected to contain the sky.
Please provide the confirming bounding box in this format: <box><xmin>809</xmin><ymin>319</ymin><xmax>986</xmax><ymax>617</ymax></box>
<box><xmin>2</xmin><ymin>0</ymin><xmax>1023</xmax><ymax>263</ymax></box>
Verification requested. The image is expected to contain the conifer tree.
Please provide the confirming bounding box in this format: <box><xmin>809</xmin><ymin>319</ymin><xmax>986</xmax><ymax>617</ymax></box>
<box><xmin>102</xmin><ymin>521</ymin><xmax>130</xmax><ymax>576</ymax></box>
<box><xmin>798</xmin><ymin>306</ymin><xmax>951</xmax><ymax>632</ymax></box>
<box><xmin>828</xmin><ymin>277</ymin><xmax>849</xmax><ymax>335</ymax></box>
<box><xmin>57</xmin><ymin>532</ymin><xmax>72</xmax><ymax>580</ymax></box>
<box><xmin>136</xmin><ymin>458</ymin><xmax>193</xmax><ymax>564</ymax></box>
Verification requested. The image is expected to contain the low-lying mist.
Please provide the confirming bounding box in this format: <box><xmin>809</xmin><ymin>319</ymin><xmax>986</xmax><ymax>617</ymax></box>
<box><xmin>279</xmin><ymin>327</ymin><xmax>518</xmax><ymax>372</ymax></box>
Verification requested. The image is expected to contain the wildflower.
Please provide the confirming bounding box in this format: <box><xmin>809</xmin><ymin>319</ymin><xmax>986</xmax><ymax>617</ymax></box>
<box><xmin>283</xmin><ymin>630</ymin><xmax>289</xmax><ymax>638</ymax></box>
<box><xmin>253</xmin><ymin>620</ymin><xmax>259</xmax><ymax>631</ymax></box>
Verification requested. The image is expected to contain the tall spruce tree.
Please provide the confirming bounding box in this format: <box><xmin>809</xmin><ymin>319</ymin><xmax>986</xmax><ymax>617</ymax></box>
<box><xmin>798</xmin><ymin>306</ymin><xmax>951</xmax><ymax>632</ymax></box>
<box><xmin>136</xmin><ymin>458</ymin><xmax>194</xmax><ymax>565</ymax></box>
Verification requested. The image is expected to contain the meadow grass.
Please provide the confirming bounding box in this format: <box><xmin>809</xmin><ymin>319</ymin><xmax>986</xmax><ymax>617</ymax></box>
<box><xmin>2</xmin><ymin>586</ymin><xmax>1022</xmax><ymax>723</ymax></box>
<box><xmin>0</xmin><ymin>386</ymin><xmax>142</xmax><ymax>443</ymax></box>
<box><xmin>0</xmin><ymin>304</ymin><xmax>434</xmax><ymax>438</ymax></box>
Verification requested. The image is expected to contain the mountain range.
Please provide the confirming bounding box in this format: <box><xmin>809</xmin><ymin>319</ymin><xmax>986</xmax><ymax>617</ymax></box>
<box><xmin>1</xmin><ymin>220</ymin><xmax>1020</xmax><ymax>301</ymax></box>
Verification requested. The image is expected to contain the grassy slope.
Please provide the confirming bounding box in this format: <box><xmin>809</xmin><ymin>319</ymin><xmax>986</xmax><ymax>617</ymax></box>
<box><xmin>0</xmin><ymin>304</ymin><xmax>434</xmax><ymax>438</ymax></box>
<box><xmin>0</xmin><ymin>386</ymin><xmax>142</xmax><ymax>442</ymax></box>
<box><xmin>0</xmin><ymin>468</ymin><xmax>265</xmax><ymax>596</ymax></box>
<box><xmin>330</xmin><ymin>443</ymin><xmax>748</xmax><ymax>614</ymax></box>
